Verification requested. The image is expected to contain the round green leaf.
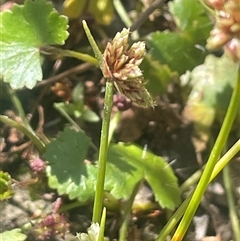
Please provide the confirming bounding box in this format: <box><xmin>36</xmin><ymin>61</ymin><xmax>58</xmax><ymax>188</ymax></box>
<box><xmin>0</xmin><ymin>0</ymin><xmax>69</xmax><ymax>89</ymax></box>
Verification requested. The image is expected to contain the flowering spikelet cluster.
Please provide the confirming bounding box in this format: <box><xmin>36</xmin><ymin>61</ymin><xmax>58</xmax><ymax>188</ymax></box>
<box><xmin>102</xmin><ymin>28</ymin><xmax>154</xmax><ymax>108</ymax></box>
<box><xmin>205</xmin><ymin>0</ymin><xmax>240</xmax><ymax>61</ymax></box>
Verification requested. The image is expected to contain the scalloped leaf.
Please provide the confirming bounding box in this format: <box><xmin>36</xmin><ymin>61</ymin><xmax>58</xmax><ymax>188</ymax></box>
<box><xmin>0</xmin><ymin>229</ymin><xmax>27</xmax><ymax>241</ymax></box>
<box><xmin>106</xmin><ymin>148</ymin><xmax>144</xmax><ymax>200</ymax></box>
<box><xmin>44</xmin><ymin>129</ymin><xmax>180</xmax><ymax>207</ymax></box>
<box><xmin>108</xmin><ymin>143</ymin><xmax>181</xmax><ymax>210</ymax></box>
<box><xmin>44</xmin><ymin>127</ymin><xmax>144</xmax><ymax>202</ymax></box>
<box><xmin>147</xmin><ymin>0</ymin><xmax>212</xmax><ymax>75</ymax></box>
<box><xmin>44</xmin><ymin>127</ymin><xmax>93</xmax><ymax>202</ymax></box>
<box><xmin>0</xmin><ymin>0</ymin><xmax>69</xmax><ymax>89</ymax></box>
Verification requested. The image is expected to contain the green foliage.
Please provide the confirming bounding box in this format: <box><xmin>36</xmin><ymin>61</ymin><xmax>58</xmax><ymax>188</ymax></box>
<box><xmin>44</xmin><ymin>128</ymin><xmax>180</xmax><ymax>209</ymax></box>
<box><xmin>0</xmin><ymin>171</ymin><xmax>13</xmax><ymax>201</ymax></box>
<box><xmin>44</xmin><ymin>127</ymin><xmax>93</xmax><ymax>201</ymax></box>
<box><xmin>108</xmin><ymin>143</ymin><xmax>181</xmax><ymax>209</ymax></box>
<box><xmin>76</xmin><ymin>223</ymin><xmax>101</xmax><ymax>241</ymax></box>
<box><xmin>0</xmin><ymin>229</ymin><xmax>27</xmax><ymax>241</ymax></box>
<box><xmin>1</xmin><ymin>0</ymin><xmax>238</xmax><ymax>240</ymax></box>
<box><xmin>169</xmin><ymin>0</ymin><xmax>211</xmax><ymax>40</ymax></box>
<box><xmin>182</xmin><ymin>54</ymin><xmax>240</xmax><ymax>147</ymax></box>
<box><xmin>141</xmin><ymin>55</ymin><xmax>178</xmax><ymax>97</ymax></box>
<box><xmin>44</xmin><ymin>127</ymin><xmax>142</xmax><ymax>202</ymax></box>
<box><xmin>55</xmin><ymin>83</ymin><xmax>100</xmax><ymax>122</ymax></box>
<box><xmin>184</xmin><ymin>54</ymin><xmax>239</xmax><ymax>115</ymax></box>
<box><xmin>0</xmin><ymin>0</ymin><xmax>69</xmax><ymax>89</ymax></box>
<box><xmin>147</xmin><ymin>0</ymin><xmax>212</xmax><ymax>75</ymax></box>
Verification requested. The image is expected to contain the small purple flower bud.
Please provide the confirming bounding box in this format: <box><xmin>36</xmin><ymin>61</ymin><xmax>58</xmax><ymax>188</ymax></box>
<box><xmin>113</xmin><ymin>94</ymin><xmax>132</xmax><ymax>111</ymax></box>
<box><xmin>30</xmin><ymin>158</ymin><xmax>46</xmax><ymax>172</ymax></box>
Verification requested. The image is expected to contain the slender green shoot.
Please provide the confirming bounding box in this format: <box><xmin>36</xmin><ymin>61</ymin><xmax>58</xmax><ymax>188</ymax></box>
<box><xmin>119</xmin><ymin>180</ymin><xmax>143</xmax><ymax>241</ymax></box>
<box><xmin>57</xmin><ymin>49</ymin><xmax>98</xmax><ymax>66</ymax></box>
<box><xmin>92</xmin><ymin>80</ymin><xmax>114</xmax><ymax>223</ymax></box>
<box><xmin>108</xmin><ymin>111</ymin><xmax>122</xmax><ymax>145</ymax></box>
<box><xmin>223</xmin><ymin>165</ymin><xmax>240</xmax><ymax>241</ymax></box>
<box><xmin>0</xmin><ymin>115</ymin><xmax>45</xmax><ymax>154</ymax></box>
<box><xmin>98</xmin><ymin>207</ymin><xmax>107</xmax><ymax>241</ymax></box>
<box><xmin>82</xmin><ymin>20</ymin><xmax>114</xmax><ymax>223</ymax></box>
<box><xmin>171</xmin><ymin>68</ymin><xmax>240</xmax><ymax>241</ymax></box>
<box><xmin>113</xmin><ymin>0</ymin><xmax>139</xmax><ymax>40</ymax></box>
<box><xmin>157</xmin><ymin>139</ymin><xmax>240</xmax><ymax>241</ymax></box>
<box><xmin>82</xmin><ymin>20</ymin><xmax>103</xmax><ymax>67</ymax></box>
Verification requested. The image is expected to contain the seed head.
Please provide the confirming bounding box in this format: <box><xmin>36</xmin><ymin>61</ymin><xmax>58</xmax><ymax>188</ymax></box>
<box><xmin>206</xmin><ymin>0</ymin><xmax>240</xmax><ymax>61</ymax></box>
<box><xmin>102</xmin><ymin>28</ymin><xmax>154</xmax><ymax>108</ymax></box>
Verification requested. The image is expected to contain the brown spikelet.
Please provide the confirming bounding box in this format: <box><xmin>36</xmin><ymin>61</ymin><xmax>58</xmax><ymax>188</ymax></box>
<box><xmin>102</xmin><ymin>28</ymin><xmax>154</xmax><ymax>108</ymax></box>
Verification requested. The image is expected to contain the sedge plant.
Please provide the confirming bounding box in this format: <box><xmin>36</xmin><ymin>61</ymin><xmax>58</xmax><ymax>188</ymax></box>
<box><xmin>82</xmin><ymin>20</ymin><xmax>154</xmax><ymax>225</ymax></box>
<box><xmin>70</xmin><ymin>2</ymin><xmax>240</xmax><ymax>239</ymax></box>
<box><xmin>170</xmin><ymin>0</ymin><xmax>240</xmax><ymax>240</ymax></box>
<box><xmin>82</xmin><ymin>0</ymin><xmax>240</xmax><ymax>239</ymax></box>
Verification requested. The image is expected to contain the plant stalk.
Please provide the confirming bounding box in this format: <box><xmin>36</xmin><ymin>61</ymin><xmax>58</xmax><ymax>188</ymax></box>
<box><xmin>92</xmin><ymin>80</ymin><xmax>114</xmax><ymax>223</ymax></box>
<box><xmin>223</xmin><ymin>164</ymin><xmax>240</xmax><ymax>241</ymax></box>
<box><xmin>56</xmin><ymin>49</ymin><xmax>98</xmax><ymax>66</ymax></box>
<box><xmin>0</xmin><ymin>115</ymin><xmax>45</xmax><ymax>154</ymax></box>
<box><xmin>41</xmin><ymin>47</ymin><xmax>98</xmax><ymax>66</ymax></box>
<box><xmin>171</xmin><ymin>67</ymin><xmax>240</xmax><ymax>241</ymax></box>
<box><xmin>82</xmin><ymin>20</ymin><xmax>103</xmax><ymax>67</ymax></box>
<box><xmin>119</xmin><ymin>180</ymin><xmax>143</xmax><ymax>241</ymax></box>
<box><xmin>157</xmin><ymin>139</ymin><xmax>240</xmax><ymax>241</ymax></box>
<box><xmin>82</xmin><ymin>19</ymin><xmax>113</xmax><ymax>224</ymax></box>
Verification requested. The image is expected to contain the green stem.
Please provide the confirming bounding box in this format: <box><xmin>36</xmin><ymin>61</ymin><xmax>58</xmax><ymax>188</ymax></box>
<box><xmin>157</xmin><ymin>139</ymin><xmax>240</xmax><ymax>241</ymax></box>
<box><xmin>0</xmin><ymin>115</ymin><xmax>45</xmax><ymax>154</ymax></box>
<box><xmin>223</xmin><ymin>164</ymin><xmax>240</xmax><ymax>241</ymax></box>
<box><xmin>180</xmin><ymin>167</ymin><xmax>204</xmax><ymax>193</ymax></box>
<box><xmin>171</xmin><ymin>67</ymin><xmax>240</xmax><ymax>241</ymax></box>
<box><xmin>92</xmin><ymin>81</ymin><xmax>114</xmax><ymax>223</ymax></box>
<box><xmin>113</xmin><ymin>0</ymin><xmax>139</xmax><ymax>40</ymax></box>
<box><xmin>210</xmin><ymin>139</ymin><xmax>240</xmax><ymax>180</ymax></box>
<box><xmin>7</xmin><ymin>87</ymin><xmax>33</xmax><ymax>133</ymax></box>
<box><xmin>98</xmin><ymin>207</ymin><xmax>107</xmax><ymax>241</ymax></box>
<box><xmin>119</xmin><ymin>180</ymin><xmax>143</xmax><ymax>241</ymax></box>
<box><xmin>42</xmin><ymin>47</ymin><xmax>98</xmax><ymax>66</ymax></box>
<box><xmin>58</xmin><ymin>49</ymin><xmax>98</xmax><ymax>66</ymax></box>
<box><xmin>82</xmin><ymin>20</ymin><xmax>114</xmax><ymax>223</ymax></box>
<box><xmin>53</xmin><ymin>103</ymin><xmax>80</xmax><ymax>130</ymax></box>
<box><xmin>82</xmin><ymin>20</ymin><xmax>103</xmax><ymax>67</ymax></box>
<box><xmin>53</xmin><ymin>103</ymin><xmax>98</xmax><ymax>152</ymax></box>
<box><xmin>58</xmin><ymin>200</ymin><xmax>88</xmax><ymax>213</ymax></box>
<box><xmin>108</xmin><ymin>111</ymin><xmax>122</xmax><ymax>145</ymax></box>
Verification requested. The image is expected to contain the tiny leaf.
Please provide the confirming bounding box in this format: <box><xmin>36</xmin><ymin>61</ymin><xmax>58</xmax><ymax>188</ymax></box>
<box><xmin>0</xmin><ymin>0</ymin><xmax>69</xmax><ymax>89</ymax></box>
